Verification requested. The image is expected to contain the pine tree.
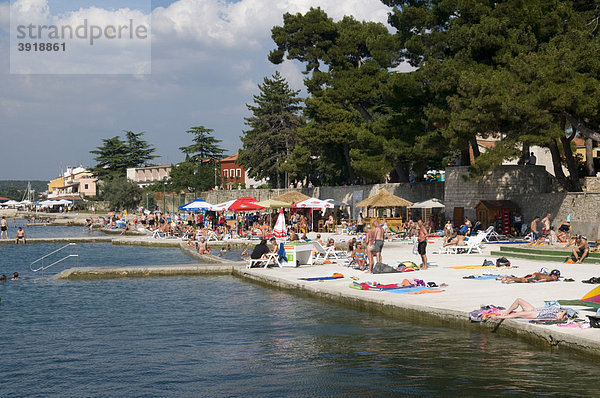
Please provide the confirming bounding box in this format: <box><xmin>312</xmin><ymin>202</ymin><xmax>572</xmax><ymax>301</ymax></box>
<box><xmin>238</xmin><ymin>72</ymin><xmax>304</xmax><ymax>188</ymax></box>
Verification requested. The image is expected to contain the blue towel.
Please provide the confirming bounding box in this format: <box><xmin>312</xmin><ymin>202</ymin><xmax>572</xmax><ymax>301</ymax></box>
<box><xmin>388</xmin><ymin>287</ymin><xmax>441</xmax><ymax>294</ymax></box>
<box><xmin>277</xmin><ymin>243</ymin><xmax>288</xmax><ymax>263</ymax></box>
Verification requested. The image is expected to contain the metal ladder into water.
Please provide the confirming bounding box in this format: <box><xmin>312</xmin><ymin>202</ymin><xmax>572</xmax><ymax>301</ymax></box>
<box><xmin>30</xmin><ymin>243</ymin><xmax>79</xmax><ymax>277</ymax></box>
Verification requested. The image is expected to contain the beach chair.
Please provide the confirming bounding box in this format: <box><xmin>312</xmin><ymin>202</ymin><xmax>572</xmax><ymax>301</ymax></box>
<box><xmin>482</xmin><ymin>226</ymin><xmax>502</xmax><ymax>242</ymax></box>
<box><xmin>246</xmin><ymin>253</ymin><xmax>281</xmax><ymax>269</ymax></box>
<box><xmin>152</xmin><ymin>230</ymin><xmax>165</xmax><ymax>239</ymax></box>
<box><xmin>312</xmin><ymin>241</ymin><xmax>346</xmax><ymax>261</ymax></box>
<box><xmin>463</xmin><ymin>232</ymin><xmax>486</xmax><ymax>254</ymax></box>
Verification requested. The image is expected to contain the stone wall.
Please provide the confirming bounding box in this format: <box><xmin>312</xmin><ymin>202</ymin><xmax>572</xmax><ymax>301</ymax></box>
<box><xmin>583</xmin><ymin>176</ymin><xmax>600</xmax><ymax>192</ymax></box>
<box><xmin>444</xmin><ymin>165</ymin><xmax>600</xmax><ymax>241</ymax></box>
<box><xmin>164</xmin><ymin>181</ymin><xmax>444</xmax><ymax>218</ymax></box>
<box><xmin>444</xmin><ymin>165</ymin><xmax>559</xmax><ymax>221</ymax></box>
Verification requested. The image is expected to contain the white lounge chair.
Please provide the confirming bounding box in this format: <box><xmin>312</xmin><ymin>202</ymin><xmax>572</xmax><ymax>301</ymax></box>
<box><xmin>482</xmin><ymin>226</ymin><xmax>503</xmax><ymax>242</ymax></box>
<box><xmin>246</xmin><ymin>253</ymin><xmax>282</xmax><ymax>269</ymax></box>
<box><xmin>434</xmin><ymin>232</ymin><xmax>485</xmax><ymax>254</ymax></box>
<box><xmin>312</xmin><ymin>241</ymin><xmax>346</xmax><ymax>261</ymax></box>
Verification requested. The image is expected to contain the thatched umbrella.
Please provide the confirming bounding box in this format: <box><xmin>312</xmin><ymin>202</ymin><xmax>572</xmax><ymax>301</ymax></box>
<box><xmin>356</xmin><ymin>188</ymin><xmax>413</xmax><ymax>219</ymax></box>
<box><xmin>273</xmin><ymin>191</ymin><xmax>310</xmax><ymax>203</ymax></box>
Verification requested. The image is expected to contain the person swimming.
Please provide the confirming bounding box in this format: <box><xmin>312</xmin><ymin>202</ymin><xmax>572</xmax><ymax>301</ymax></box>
<box><xmin>11</xmin><ymin>272</ymin><xmax>19</xmax><ymax>280</ymax></box>
<box><xmin>0</xmin><ymin>274</ymin><xmax>7</xmax><ymax>282</ymax></box>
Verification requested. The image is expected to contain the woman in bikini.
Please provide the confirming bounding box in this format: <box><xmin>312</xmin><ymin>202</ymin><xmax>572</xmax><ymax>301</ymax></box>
<box><xmin>491</xmin><ymin>298</ymin><xmax>567</xmax><ymax>320</ymax></box>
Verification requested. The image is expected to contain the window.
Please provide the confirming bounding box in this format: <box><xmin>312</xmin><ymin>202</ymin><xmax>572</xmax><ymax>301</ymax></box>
<box><xmin>230</xmin><ymin>169</ymin><xmax>235</xmax><ymax>179</ymax></box>
<box><xmin>236</xmin><ymin>169</ymin><xmax>241</xmax><ymax>178</ymax></box>
<box><xmin>84</xmin><ymin>184</ymin><xmax>89</xmax><ymax>189</ymax></box>
<box><xmin>223</xmin><ymin>169</ymin><xmax>229</xmax><ymax>178</ymax></box>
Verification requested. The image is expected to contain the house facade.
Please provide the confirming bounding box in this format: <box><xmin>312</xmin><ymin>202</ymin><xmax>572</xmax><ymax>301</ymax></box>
<box><xmin>48</xmin><ymin>166</ymin><xmax>97</xmax><ymax>198</ymax></box>
<box><xmin>219</xmin><ymin>153</ymin><xmax>266</xmax><ymax>190</ymax></box>
<box><xmin>126</xmin><ymin>165</ymin><xmax>171</xmax><ymax>187</ymax></box>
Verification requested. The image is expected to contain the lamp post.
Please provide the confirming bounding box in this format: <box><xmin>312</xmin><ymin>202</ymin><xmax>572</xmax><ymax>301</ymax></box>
<box><xmin>163</xmin><ymin>176</ymin><xmax>167</xmax><ymax>213</ymax></box>
<box><xmin>194</xmin><ymin>169</ymin><xmax>198</xmax><ymax>199</ymax></box>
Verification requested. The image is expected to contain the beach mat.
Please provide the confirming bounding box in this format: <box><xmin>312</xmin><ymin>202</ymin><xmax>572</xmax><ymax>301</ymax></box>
<box><xmin>300</xmin><ymin>273</ymin><xmax>344</xmax><ymax>281</ymax></box>
<box><xmin>388</xmin><ymin>286</ymin><xmax>444</xmax><ymax>294</ymax></box>
<box><xmin>464</xmin><ymin>274</ymin><xmax>501</xmax><ymax>280</ymax></box>
<box><xmin>558</xmin><ymin>300</ymin><xmax>600</xmax><ymax>309</ymax></box>
<box><xmin>445</xmin><ymin>265</ymin><xmax>515</xmax><ymax>270</ymax></box>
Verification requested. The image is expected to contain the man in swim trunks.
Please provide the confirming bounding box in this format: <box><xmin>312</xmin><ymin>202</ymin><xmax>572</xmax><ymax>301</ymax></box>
<box><xmin>417</xmin><ymin>219</ymin><xmax>428</xmax><ymax>270</ymax></box>
<box><xmin>372</xmin><ymin>220</ymin><xmax>385</xmax><ymax>265</ymax></box>
<box><xmin>15</xmin><ymin>227</ymin><xmax>26</xmax><ymax>244</ymax></box>
<box><xmin>0</xmin><ymin>216</ymin><xmax>7</xmax><ymax>239</ymax></box>
<box><xmin>571</xmin><ymin>235</ymin><xmax>589</xmax><ymax>264</ymax></box>
<box><xmin>529</xmin><ymin>216</ymin><xmax>540</xmax><ymax>243</ymax></box>
<box><xmin>491</xmin><ymin>298</ymin><xmax>567</xmax><ymax>320</ymax></box>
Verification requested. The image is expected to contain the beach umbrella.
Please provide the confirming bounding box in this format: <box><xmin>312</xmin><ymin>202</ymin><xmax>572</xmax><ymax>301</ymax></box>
<box><xmin>179</xmin><ymin>199</ymin><xmax>212</xmax><ymax>211</ymax></box>
<box><xmin>294</xmin><ymin>198</ymin><xmax>334</xmax><ymax>209</ymax></box>
<box><xmin>407</xmin><ymin>198</ymin><xmax>445</xmax><ymax>209</ymax></box>
<box><xmin>209</xmin><ymin>199</ymin><xmax>237</xmax><ymax>211</ymax></box>
<box><xmin>257</xmin><ymin>199</ymin><xmax>293</xmax><ymax>209</ymax></box>
<box><xmin>581</xmin><ymin>286</ymin><xmax>600</xmax><ymax>304</ymax></box>
<box><xmin>273</xmin><ymin>208</ymin><xmax>287</xmax><ymax>238</ymax></box>
<box><xmin>324</xmin><ymin>199</ymin><xmax>348</xmax><ymax>207</ymax></box>
<box><xmin>294</xmin><ymin>198</ymin><xmax>333</xmax><ymax>231</ymax></box>
<box><xmin>228</xmin><ymin>197</ymin><xmax>265</xmax><ymax>211</ymax></box>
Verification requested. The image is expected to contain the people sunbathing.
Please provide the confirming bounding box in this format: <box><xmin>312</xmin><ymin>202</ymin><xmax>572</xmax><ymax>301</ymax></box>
<box><xmin>491</xmin><ymin>298</ymin><xmax>567</xmax><ymax>320</ymax></box>
<box><xmin>500</xmin><ymin>269</ymin><xmax>560</xmax><ymax>284</ymax></box>
<box><xmin>443</xmin><ymin>232</ymin><xmax>466</xmax><ymax>247</ymax></box>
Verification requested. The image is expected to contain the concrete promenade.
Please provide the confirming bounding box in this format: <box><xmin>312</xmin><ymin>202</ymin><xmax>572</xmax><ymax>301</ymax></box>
<box><xmin>50</xmin><ymin>233</ymin><xmax>600</xmax><ymax>358</ymax></box>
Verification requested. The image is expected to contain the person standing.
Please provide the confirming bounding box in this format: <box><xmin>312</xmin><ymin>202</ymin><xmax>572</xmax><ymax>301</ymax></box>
<box><xmin>528</xmin><ymin>152</ymin><xmax>537</xmax><ymax>165</ymax></box>
<box><xmin>541</xmin><ymin>213</ymin><xmax>551</xmax><ymax>236</ymax></box>
<box><xmin>528</xmin><ymin>216</ymin><xmax>540</xmax><ymax>244</ymax></box>
<box><xmin>513</xmin><ymin>213</ymin><xmax>523</xmax><ymax>237</ymax></box>
<box><xmin>417</xmin><ymin>219</ymin><xmax>428</xmax><ymax>270</ymax></box>
<box><xmin>372</xmin><ymin>220</ymin><xmax>384</xmax><ymax>264</ymax></box>
<box><xmin>0</xmin><ymin>216</ymin><xmax>8</xmax><ymax>239</ymax></box>
<box><xmin>356</xmin><ymin>212</ymin><xmax>364</xmax><ymax>234</ymax></box>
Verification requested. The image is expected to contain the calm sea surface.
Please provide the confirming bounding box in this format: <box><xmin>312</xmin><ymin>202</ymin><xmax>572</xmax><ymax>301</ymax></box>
<box><xmin>0</xmin><ymin>241</ymin><xmax>599</xmax><ymax>396</ymax></box>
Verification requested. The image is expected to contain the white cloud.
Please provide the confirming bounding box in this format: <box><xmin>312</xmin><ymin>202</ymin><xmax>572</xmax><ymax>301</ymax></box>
<box><xmin>0</xmin><ymin>0</ymin><xmax>394</xmax><ymax>178</ymax></box>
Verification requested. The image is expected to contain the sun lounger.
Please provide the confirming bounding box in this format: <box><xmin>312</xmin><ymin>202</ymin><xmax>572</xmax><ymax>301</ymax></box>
<box><xmin>434</xmin><ymin>231</ymin><xmax>486</xmax><ymax>254</ymax></box>
<box><xmin>482</xmin><ymin>226</ymin><xmax>503</xmax><ymax>242</ymax></box>
<box><xmin>312</xmin><ymin>241</ymin><xmax>346</xmax><ymax>261</ymax></box>
<box><xmin>246</xmin><ymin>253</ymin><xmax>282</xmax><ymax>269</ymax></box>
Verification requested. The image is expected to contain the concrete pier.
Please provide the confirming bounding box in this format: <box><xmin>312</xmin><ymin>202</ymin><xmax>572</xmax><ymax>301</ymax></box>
<box><xmin>59</xmin><ymin>264</ymin><xmax>242</xmax><ymax>279</ymax></box>
<box><xmin>21</xmin><ymin>228</ymin><xmax>600</xmax><ymax>359</ymax></box>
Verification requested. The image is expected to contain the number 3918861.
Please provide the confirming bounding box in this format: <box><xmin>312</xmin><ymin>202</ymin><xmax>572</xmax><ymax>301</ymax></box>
<box><xmin>18</xmin><ymin>43</ymin><xmax>66</xmax><ymax>51</ymax></box>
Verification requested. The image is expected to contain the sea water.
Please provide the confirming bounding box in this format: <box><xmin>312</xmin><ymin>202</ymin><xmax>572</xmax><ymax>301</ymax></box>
<box><xmin>1</xmin><ymin>244</ymin><xmax>599</xmax><ymax>396</ymax></box>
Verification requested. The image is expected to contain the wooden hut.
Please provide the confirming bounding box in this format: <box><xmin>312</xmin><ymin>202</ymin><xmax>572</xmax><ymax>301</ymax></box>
<box><xmin>475</xmin><ymin>200</ymin><xmax>519</xmax><ymax>233</ymax></box>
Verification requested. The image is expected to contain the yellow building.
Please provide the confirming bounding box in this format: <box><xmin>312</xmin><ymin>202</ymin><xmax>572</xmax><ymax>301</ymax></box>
<box><xmin>48</xmin><ymin>176</ymin><xmax>64</xmax><ymax>194</ymax></box>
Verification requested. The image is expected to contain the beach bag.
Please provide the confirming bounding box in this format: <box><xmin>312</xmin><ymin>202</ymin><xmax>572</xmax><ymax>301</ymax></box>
<box><xmin>482</xmin><ymin>259</ymin><xmax>494</xmax><ymax>267</ymax></box>
<box><xmin>399</xmin><ymin>261</ymin><xmax>417</xmax><ymax>268</ymax></box>
<box><xmin>372</xmin><ymin>262</ymin><xmax>399</xmax><ymax>274</ymax></box>
<box><xmin>496</xmin><ymin>257</ymin><xmax>511</xmax><ymax>267</ymax></box>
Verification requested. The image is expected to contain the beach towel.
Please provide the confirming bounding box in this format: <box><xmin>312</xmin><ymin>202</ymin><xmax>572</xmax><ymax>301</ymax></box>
<box><xmin>300</xmin><ymin>273</ymin><xmax>344</xmax><ymax>281</ymax></box>
<box><xmin>463</xmin><ymin>274</ymin><xmax>502</xmax><ymax>280</ymax></box>
<box><xmin>557</xmin><ymin>300</ymin><xmax>600</xmax><ymax>309</ymax></box>
<box><xmin>387</xmin><ymin>286</ymin><xmax>443</xmax><ymax>294</ymax></box>
<box><xmin>445</xmin><ymin>265</ymin><xmax>516</xmax><ymax>270</ymax></box>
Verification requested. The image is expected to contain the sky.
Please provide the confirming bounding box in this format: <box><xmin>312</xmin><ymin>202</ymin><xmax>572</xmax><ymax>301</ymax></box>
<box><xmin>0</xmin><ymin>0</ymin><xmax>394</xmax><ymax>180</ymax></box>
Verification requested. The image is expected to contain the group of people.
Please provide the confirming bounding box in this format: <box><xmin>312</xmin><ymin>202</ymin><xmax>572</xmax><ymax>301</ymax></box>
<box><xmin>0</xmin><ymin>272</ymin><xmax>19</xmax><ymax>282</ymax></box>
<box><xmin>528</xmin><ymin>213</ymin><xmax>590</xmax><ymax>263</ymax></box>
<box><xmin>1</xmin><ymin>217</ymin><xmax>27</xmax><ymax>244</ymax></box>
<box><xmin>347</xmin><ymin>218</ymin><xmax>430</xmax><ymax>272</ymax></box>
